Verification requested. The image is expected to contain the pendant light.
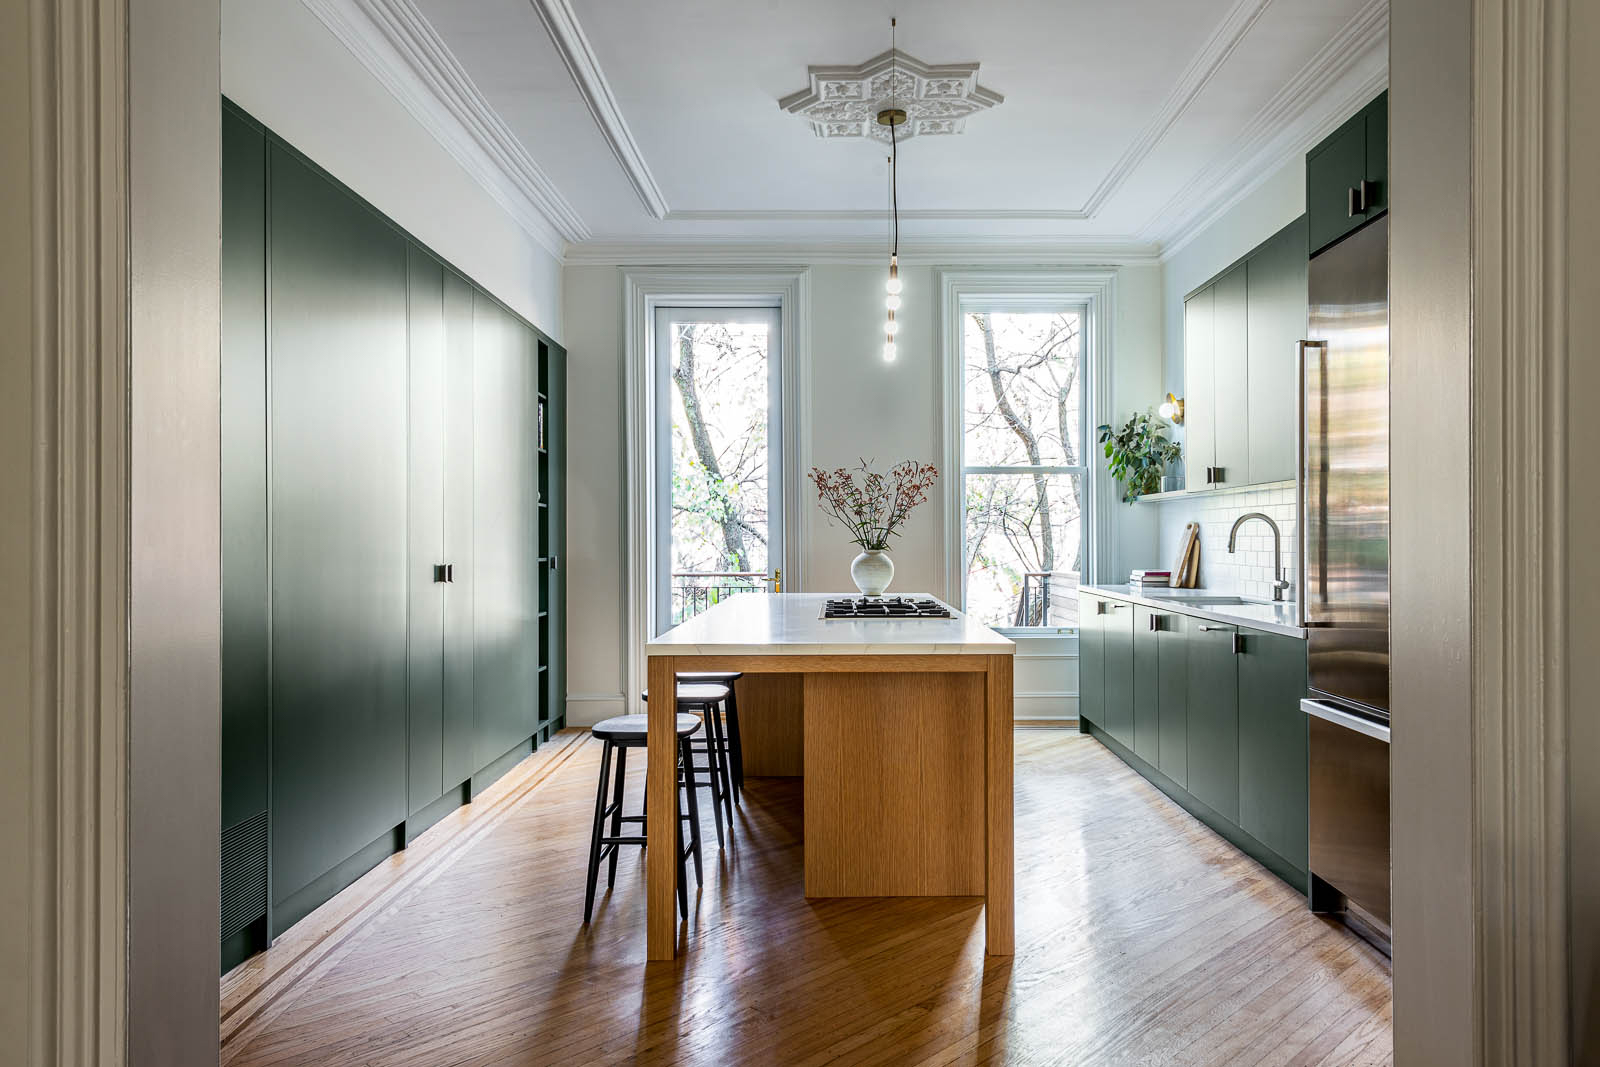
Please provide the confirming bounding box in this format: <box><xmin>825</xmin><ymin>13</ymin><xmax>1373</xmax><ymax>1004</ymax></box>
<box><xmin>878</xmin><ymin>17</ymin><xmax>906</xmax><ymax>363</ymax></box>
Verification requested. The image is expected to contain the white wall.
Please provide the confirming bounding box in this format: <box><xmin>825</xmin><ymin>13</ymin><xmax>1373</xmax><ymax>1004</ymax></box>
<box><xmin>561</xmin><ymin>260</ymin><xmax>1162</xmax><ymax>725</ymax></box>
<box><xmin>1153</xmin><ymin>155</ymin><xmax>1307</xmax><ymax>584</ymax></box>
<box><xmin>223</xmin><ymin>0</ymin><xmax>563</xmax><ymax>336</ymax></box>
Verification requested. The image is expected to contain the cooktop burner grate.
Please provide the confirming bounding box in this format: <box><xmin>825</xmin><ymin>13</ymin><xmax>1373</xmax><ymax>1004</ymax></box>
<box><xmin>820</xmin><ymin>596</ymin><xmax>954</xmax><ymax>620</ymax></box>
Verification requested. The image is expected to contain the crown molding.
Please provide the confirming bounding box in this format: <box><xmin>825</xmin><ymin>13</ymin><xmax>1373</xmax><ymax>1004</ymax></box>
<box><xmin>301</xmin><ymin>0</ymin><xmax>589</xmax><ymax>255</ymax></box>
<box><xmin>1146</xmin><ymin>0</ymin><xmax>1389</xmax><ymax>258</ymax></box>
<box><xmin>529</xmin><ymin>0</ymin><xmax>669</xmax><ymax>219</ymax></box>
<box><xmin>563</xmin><ymin>235</ymin><xmax>1162</xmax><ymax>268</ymax></box>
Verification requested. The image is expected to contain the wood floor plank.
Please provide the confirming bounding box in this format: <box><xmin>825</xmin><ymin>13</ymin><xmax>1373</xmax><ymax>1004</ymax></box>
<box><xmin>223</xmin><ymin>729</ymin><xmax>1391</xmax><ymax>1066</ymax></box>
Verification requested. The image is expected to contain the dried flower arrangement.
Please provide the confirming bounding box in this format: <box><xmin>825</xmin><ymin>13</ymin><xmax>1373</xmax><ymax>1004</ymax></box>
<box><xmin>808</xmin><ymin>459</ymin><xmax>939</xmax><ymax>551</ymax></box>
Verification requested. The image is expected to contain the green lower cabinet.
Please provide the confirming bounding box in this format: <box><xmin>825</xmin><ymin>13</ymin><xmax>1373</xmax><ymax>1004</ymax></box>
<box><xmin>1101</xmin><ymin>601</ymin><xmax>1136</xmax><ymax>748</ymax></box>
<box><xmin>1184</xmin><ymin>622</ymin><xmax>1240</xmax><ymax>824</ymax></box>
<box><xmin>1077</xmin><ymin>595</ymin><xmax>1105</xmax><ymax>730</ymax></box>
<box><xmin>1155</xmin><ymin>612</ymin><xmax>1190</xmax><ymax>787</ymax></box>
<box><xmin>1132</xmin><ymin>607</ymin><xmax>1161</xmax><ymax>763</ymax></box>
<box><xmin>1238</xmin><ymin>629</ymin><xmax>1311</xmax><ymax>876</ymax></box>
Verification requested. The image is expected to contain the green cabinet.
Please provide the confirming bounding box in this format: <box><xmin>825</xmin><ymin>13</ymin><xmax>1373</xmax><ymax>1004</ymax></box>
<box><xmin>1079</xmin><ymin>592</ymin><xmax>1310</xmax><ymax>892</ymax></box>
<box><xmin>1184</xmin><ymin>217</ymin><xmax>1308</xmax><ymax>490</ymax></box>
<box><xmin>220</xmin><ymin>100</ymin><xmax>567</xmax><ymax>970</ymax></box>
<box><xmin>1132</xmin><ymin>607</ymin><xmax>1161</xmax><ymax>763</ymax></box>
<box><xmin>1307</xmin><ymin>92</ymin><xmax>1387</xmax><ymax>255</ymax></box>
<box><xmin>1077</xmin><ymin>594</ymin><xmax>1105</xmax><ymax>730</ymax></box>
<box><xmin>266</xmin><ymin>139</ymin><xmax>411</xmax><ymax>917</ymax></box>
<box><xmin>1185</xmin><ymin>622</ymin><xmax>1240</xmax><ymax>822</ymax></box>
<box><xmin>1102</xmin><ymin>600</ymin><xmax>1136</xmax><ymax>748</ymax></box>
<box><xmin>1245</xmin><ymin>218</ymin><xmax>1309</xmax><ymax>484</ymax></box>
<box><xmin>1155</xmin><ymin>612</ymin><xmax>1190</xmax><ymax>787</ymax></box>
<box><xmin>1238</xmin><ymin>629</ymin><xmax>1310</xmax><ymax>877</ymax></box>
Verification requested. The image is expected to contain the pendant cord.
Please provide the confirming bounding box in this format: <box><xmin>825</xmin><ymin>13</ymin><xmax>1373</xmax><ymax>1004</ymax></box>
<box><xmin>890</xmin><ymin>17</ymin><xmax>899</xmax><ymax>257</ymax></box>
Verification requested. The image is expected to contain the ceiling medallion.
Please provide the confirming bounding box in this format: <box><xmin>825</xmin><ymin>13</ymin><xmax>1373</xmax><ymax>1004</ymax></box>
<box><xmin>778</xmin><ymin>48</ymin><xmax>1003</xmax><ymax>142</ymax></box>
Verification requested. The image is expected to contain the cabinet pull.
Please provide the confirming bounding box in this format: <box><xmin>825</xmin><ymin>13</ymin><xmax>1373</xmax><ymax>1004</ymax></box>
<box><xmin>1359</xmin><ymin>178</ymin><xmax>1378</xmax><ymax>213</ymax></box>
<box><xmin>1204</xmin><ymin>466</ymin><xmax>1214</xmax><ymax>484</ymax></box>
<box><xmin>433</xmin><ymin>564</ymin><xmax>449</xmax><ymax>584</ymax></box>
<box><xmin>1198</xmin><ymin>624</ymin><xmax>1229</xmax><ymax>631</ymax></box>
<box><xmin>1348</xmin><ymin>185</ymin><xmax>1363</xmax><ymax>217</ymax></box>
<box><xmin>1213</xmin><ymin>466</ymin><xmax>1225</xmax><ymax>484</ymax></box>
<box><xmin>1232</xmin><ymin>633</ymin><xmax>1245</xmax><ymax>654</ymax></box>
<box><xmin>1148</xmin><ymin>614</ymin><xmax>1162</xmax><ymax>632</ymax></box>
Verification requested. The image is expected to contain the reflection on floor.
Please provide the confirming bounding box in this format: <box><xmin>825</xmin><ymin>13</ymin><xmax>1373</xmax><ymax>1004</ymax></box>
<box><xmin>220</xmin><ymin>729</ymin><xmax>1392</xmax><ymax>1066</ymax></box>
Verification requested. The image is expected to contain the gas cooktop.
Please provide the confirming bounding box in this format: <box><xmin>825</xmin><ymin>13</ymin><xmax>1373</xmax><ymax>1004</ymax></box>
<box><xmin>820</xmin><ymin>596</ymin><xmax>955</xmax><ymax>620</ymax></box>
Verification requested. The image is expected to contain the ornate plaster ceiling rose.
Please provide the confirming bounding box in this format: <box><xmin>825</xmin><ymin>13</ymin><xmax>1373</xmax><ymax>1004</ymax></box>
<box><xmin>778</xmin><ymin>49</ymin><xmax>1004</xmax><ymax>142</ymax></box>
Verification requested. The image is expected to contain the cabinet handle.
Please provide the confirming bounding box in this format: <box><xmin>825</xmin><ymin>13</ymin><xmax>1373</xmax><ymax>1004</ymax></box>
<box><xmin>1232</xmin><ymin>633</ymin><xmax>1245</xmax><ymax>654</ymax></box>
<box><xmin>1198</xmin><ymin>624</ymin><xmax>1229</xmax><ymax>631</ymax></box>
<box><xmin>1359</xmin><ymin>178</ymin><xmax>1378</xmax><ymax>213</ymax></box>
<box><xmin>433</xmin><ymin>564</ymin><xmax>449</xmax><ymax>584</ymax></box>
<box><xmin>1148</xmin><ymin>614</ymin><xmax>1163</xmax><ymax>632</ymax></box>
<box><xmin>1213</xmin><ymin>466</ymin><xmax>1225</xmax><ymax>484</ymax></box>
<box><xmin>1348</xmin><ymin>185</ymin><xmax>1363</xmax><ymax>217</ymax></box>
<box><xmin>1204</xmin><ymin>466</ymin><xmax>1214</xmax><ymax>484</ymax></box>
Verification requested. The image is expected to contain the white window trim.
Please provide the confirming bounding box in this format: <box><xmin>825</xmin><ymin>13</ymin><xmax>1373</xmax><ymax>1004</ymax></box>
<box><xmin>935</xmin><ymin>269</ymin><xmax>1117</xmax><ymax>632</ymax></box>
<box><xmin>622</xmin><ymin>267</ymin><xmax>811</xmax><ymax>704</ymax></box>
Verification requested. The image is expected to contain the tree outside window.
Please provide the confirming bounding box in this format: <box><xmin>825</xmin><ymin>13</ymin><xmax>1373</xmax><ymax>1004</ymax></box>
<box><xmin>962</xmin><ymin>309</ymin><xmax>1087</xmax><ymax>629</ymax></box>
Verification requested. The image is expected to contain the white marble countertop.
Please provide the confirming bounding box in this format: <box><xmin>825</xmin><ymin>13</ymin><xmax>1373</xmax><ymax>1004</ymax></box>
<box><xmin>645</xmin><ymin>593</ymin><xmax>1015</xmax><ymax>656</ymax></box>
<box><xmin>1081</xmin><ymin>584</ymin><xmax>1307</xmax><ymax>639</ymax></box>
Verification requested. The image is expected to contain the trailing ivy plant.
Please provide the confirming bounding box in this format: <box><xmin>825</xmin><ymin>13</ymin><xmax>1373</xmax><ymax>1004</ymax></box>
<box><xmin>1096</xmin><ymin>409</ymin><xmax>1183</xmax><ymax>503</ymax></box>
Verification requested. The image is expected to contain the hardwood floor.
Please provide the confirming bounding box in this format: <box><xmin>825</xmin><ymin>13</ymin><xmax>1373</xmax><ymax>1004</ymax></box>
<box><xmin>221</xmin><ymin>729</ymin><xmax>1392</xmax><ymax>1066</ymax></box>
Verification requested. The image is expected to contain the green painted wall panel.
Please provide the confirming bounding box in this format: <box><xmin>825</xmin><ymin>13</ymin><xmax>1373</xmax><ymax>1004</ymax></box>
<box><xmin>407</xmin><ymin>246</ymin><xmax>447</xmax><ymax>814</ymax></box>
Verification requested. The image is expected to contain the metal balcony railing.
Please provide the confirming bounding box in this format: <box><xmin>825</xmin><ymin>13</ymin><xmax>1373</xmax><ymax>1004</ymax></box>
<box><xmin>1014</xmin><ymin>571</ymin><xmax>1081</xmax><ymax>628</ymax></box>
<box><xmin>671</xmin><ymin>572</ymin><xmax>765</xmax><ymax>624</ymax></box>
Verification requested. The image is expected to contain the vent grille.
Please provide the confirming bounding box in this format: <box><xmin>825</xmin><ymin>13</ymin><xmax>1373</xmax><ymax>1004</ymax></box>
<box><xmin>220</xmin><ymin>810</ymin><xmax>268</xmax><ymax>940</ymax></box>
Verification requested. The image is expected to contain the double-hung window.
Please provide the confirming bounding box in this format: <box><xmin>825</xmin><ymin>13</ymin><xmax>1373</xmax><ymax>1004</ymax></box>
<box><xmin>959</xmin><ymin>302</ymin><xmax>1090</xmax><ymax>630</ymax></box>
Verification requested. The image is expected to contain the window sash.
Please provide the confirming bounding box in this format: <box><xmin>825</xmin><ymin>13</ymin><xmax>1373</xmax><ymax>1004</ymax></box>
<box><xmin>957</xmin><ymin>304</ymin><xmax>1091</xmax><ymax>631</ymax></box>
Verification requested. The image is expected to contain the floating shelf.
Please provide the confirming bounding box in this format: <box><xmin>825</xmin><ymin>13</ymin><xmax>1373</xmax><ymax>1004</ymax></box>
<box><xmin>1132</xmin><ymin>478</ymin><xmax>1295</xmax><ymax>503</ymax></box>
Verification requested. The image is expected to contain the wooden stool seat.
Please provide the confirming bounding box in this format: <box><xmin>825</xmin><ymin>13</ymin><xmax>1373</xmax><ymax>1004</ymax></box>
<box><xmin>591</xmin><ymin>712</ymin><xmax>700</xmax><ymax>741</ymax></box>
<box><xmin>640</xmin><ymin>683</ymin><xmax>730</xmax><ymax>704</ymax></box>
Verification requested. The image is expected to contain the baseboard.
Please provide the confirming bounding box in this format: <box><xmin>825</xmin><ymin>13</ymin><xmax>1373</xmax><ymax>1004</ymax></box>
<box><xmin>272</xmin><ymin>826</ymin><xmax>403</xmax><ymax>939</ymax></box>
<box><xmin>471</xmin><ymin>738</ymin><xmax>534</xmax><ymax>799</ymax></box>
<box><xmin>1016</xmin><ymin>718</ymin><xmax>1079</xmax><ymax>729</ymax></box>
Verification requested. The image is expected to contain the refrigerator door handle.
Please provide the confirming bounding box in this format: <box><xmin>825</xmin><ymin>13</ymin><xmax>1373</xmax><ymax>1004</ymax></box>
<box><xmin>1296</xmin><ymin>340</ymin><xmax>1326</xmax><ymax>631</ymax></box>
<box><xmin>1302</xmin><ymin>698</ymin><xmax>1391</xmax><ymax>744</ymax></box>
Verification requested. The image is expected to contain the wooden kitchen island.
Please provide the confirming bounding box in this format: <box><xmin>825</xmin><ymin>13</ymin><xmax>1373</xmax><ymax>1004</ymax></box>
<box><xmin>644</xmin><ymin>593</ymin><xmax>1015</xmax><ymax>961</ymax></box>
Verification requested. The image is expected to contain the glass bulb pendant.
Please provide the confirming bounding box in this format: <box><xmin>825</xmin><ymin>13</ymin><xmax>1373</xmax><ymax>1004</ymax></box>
<box><xmin>883</xmin><ymin>341</ymin><xmax>897</xmax><ymax>362</ymax></box>
<box><xmin>885</xmin><ymin>294</ymin><xmax>901</xmax><ymax>311</ymax></box>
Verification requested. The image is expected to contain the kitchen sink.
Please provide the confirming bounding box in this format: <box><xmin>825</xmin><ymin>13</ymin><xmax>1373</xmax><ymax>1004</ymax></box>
<box><xmin>1148</xmin><ymin>593</ymin><xmax>1250</xmax><ymax>606</ymax></box>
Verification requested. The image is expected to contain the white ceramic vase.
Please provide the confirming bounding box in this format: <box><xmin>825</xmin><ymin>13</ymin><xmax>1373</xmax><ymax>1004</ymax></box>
<box><xmin>850</xmin><ymin>549</ymin><xmax>895</xmax><ymax>596</ymax></box>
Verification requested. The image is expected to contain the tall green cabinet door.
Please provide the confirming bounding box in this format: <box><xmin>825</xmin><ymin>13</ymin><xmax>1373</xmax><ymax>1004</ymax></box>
<box><xmin>1185</xmin><ymin>622</ymin><xmax>1240</xmax><ymax>822</ymax></box>
<box><xmin>1132</xmin><ymin>607</ymin><xmax>1161</xmax><ymax>763</ymax></box>
<box><xmin>1184</xmin><ymin>287</ymin><xmax>1216</xmax><ymax>485</ymax></box>
<box><xmin>1245</xmin><ymin>218</ymin><xmax>1309</xmax><ymax>485</ymax></box>
<box><xmin>1077</xmin><ymin>594</ymin><xmax>1105</xmax><ymax>729</ymax></box>
<box><xmin>1102</xmin><ymin>601</ymin><xmax>1136</xmax><ymax>747</ymax></box>
<box><xmin>1155</xmin><ymin>612</ymin><xmax>1189</xmax><ymax>787</ymax></box>
<box><xmin>220</xmin><ymin>104</ymin><xmax>270</xmax><ymax>963</ymax></box>
<box><xmin>472</xmin><ymin>295</ymin><xmax>540</xmax><ymax>770</ymax></box>
<box><xmin>441</xmin><ymin>270</ymin><xmax>477</xmax><ymax>788</ymax></box>
<box><xmin>267</xmin><ymin>144</ymin><xmax>410</xmax><ymax>913</ymax></box>
<box><xmin>545</xmin><ymin>342</ymin><xmax>568</xmax><ymax>729</ymax></box>
<box><xmin>1210</xmin><ymin>266</ymin><xmax>1249</xmax><ymax>487</ymax></box>
<box><xmin>1238</xmin><ymin>629</ymin><xmax>1310</xmax><ymax>877</ymax></box>
<box><xmin>406</xmin><ymin>247</ymin><xmax>447</xmax><ymax>815</ymax></box>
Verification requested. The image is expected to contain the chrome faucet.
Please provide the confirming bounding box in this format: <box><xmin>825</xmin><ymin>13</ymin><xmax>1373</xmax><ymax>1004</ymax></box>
<box><xmin>1227</xmin><ymin>511</ymin><xmax>1292</xmax><ymax>602</ymax></box>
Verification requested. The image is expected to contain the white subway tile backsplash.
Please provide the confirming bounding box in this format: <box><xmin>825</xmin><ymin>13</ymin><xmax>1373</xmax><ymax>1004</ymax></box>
<box><xmin>1151</xmin><ymin>484</ymin><xmax>1298</xmax><ymax>598</ymax></box>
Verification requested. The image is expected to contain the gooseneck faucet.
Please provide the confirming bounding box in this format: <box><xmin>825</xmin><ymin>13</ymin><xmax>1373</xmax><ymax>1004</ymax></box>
<box><xmin>1227</xmin><ymin>512</ymin><xmax>1292</xmax><ymax>602</ymax></box>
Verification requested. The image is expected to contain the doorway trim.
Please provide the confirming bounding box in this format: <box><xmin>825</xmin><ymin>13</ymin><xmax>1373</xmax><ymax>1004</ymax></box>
<box><xmin>621</xmin><ymin>268</ymin><xmax>811</xmax><ymax>709</ymax></box>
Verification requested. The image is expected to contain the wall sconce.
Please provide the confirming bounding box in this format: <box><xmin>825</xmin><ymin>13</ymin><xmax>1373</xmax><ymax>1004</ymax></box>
<box><xmin>1158</xmin><ymin>392</ymin><xmax>1185</xmax><ymax>424</ymax></box>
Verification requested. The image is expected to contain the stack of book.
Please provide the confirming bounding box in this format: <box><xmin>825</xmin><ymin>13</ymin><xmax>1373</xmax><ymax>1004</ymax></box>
<box><xmin>1129</xmin><ymin>569</ymin><xmax>1172</xmax><ymax>590</ymax></box>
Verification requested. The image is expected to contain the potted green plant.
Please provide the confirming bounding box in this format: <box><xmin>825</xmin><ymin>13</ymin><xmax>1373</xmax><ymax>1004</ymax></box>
<box><xmin>1096</xmin><ymin>410</ymin><xmax>1183</xmax><ymax>503</ymax></box>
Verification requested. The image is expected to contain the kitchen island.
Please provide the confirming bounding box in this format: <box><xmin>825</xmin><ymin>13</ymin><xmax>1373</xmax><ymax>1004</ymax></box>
<box><xmin>644</xmin><ymin>593</ymin><xmax>1015</xmax><ymax>961</ymax></box>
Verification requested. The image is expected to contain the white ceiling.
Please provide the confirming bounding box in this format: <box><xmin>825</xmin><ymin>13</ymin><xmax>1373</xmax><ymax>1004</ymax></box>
<box><xmin>390</xmin><ymin>0</ymin><xmax>1389</xmax><ymax>258</ymax></box>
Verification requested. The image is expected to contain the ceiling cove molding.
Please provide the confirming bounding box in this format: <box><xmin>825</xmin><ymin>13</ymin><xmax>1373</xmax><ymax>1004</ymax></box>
<box><xmin>301</xmin><ymin>0</ymin><xmax>589</xmax><ymax>254</ymax></box>
<box><xmin>1077</xmin><ymin>0</ymin><xmax>1276</xmax><ymax>219</ymax></box>
<box><xmin>563</xmin><ymin>237</ymin><xmax>1161</xmax><ymax>268</ymax></box>
<box><xmin>528</xmin><ymin>0</ymin><xmax>670</xmax><ymax>219</ymax></box>
<box><xmin>1147</xmin><ymin>0</ymin><xmax>1390</xmax><ymax>258</ymax></box>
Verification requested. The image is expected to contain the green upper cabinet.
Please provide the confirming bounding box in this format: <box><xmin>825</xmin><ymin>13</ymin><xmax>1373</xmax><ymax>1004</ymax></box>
<box><xmin>1182</xmin><ymin>217</ymin><xmax>1307</xmax><ymax>490</ymax></box>
<box><xmin>1245</xmin><ymin>217</ymin><xmax>1309</xmax><ymax>484</ymax></box>
<box><xmin>1307</xmin><ymin>92</ymin><xmax>1388</xmax><ymax>255</ymax></box>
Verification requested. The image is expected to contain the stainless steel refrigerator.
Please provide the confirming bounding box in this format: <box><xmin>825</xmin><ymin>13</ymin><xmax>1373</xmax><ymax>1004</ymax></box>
<box><xmin>1298</xmin><ymin>214</ymin><xmax>1391</xmax><ymax>951</ymax></box>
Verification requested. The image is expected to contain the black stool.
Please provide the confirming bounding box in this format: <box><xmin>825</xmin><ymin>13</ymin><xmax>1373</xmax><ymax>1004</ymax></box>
<box><xmin>676</xmin><ymin>671</ymin><xmax>745</xmax><ymax>801</ymax></box>
<box><xmin>643</xmin><ymin>683</ymin><xmax>733</xmax><ymax>845</ymax></box>
<box><xmin>583</xmin><ymin>712</ymin><xmax>703</xmax><ymax>923</ymax></box>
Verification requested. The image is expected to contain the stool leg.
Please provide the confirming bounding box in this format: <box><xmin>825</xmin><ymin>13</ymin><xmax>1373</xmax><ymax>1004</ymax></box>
<box><xmin>701</xmin><ymin>710</ymin><xmax>725</xmax><ymax>850</ymax></box>
<box><xmin>680</xmin><ymin>735</ymin><xmax>704</xmax><ymax>886</ymax></box>
<box><xmin>725</xmin><ymin>686</ymin><xmax>745</xmax><ymax>802</ymax></box>
<box><xmin>707</xmin><ymin>701</ymin><xmax>734</xmax><ymax>830</ymax></box>
<box><xmin>606</xmin><ymin>744</ymin><xmax>628</xmax><ymax>889</ymax></box>
<box><xmin>583</xmin><ymin>739</ymin><xmax>614</xmax><ymax>923</ymax></box>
